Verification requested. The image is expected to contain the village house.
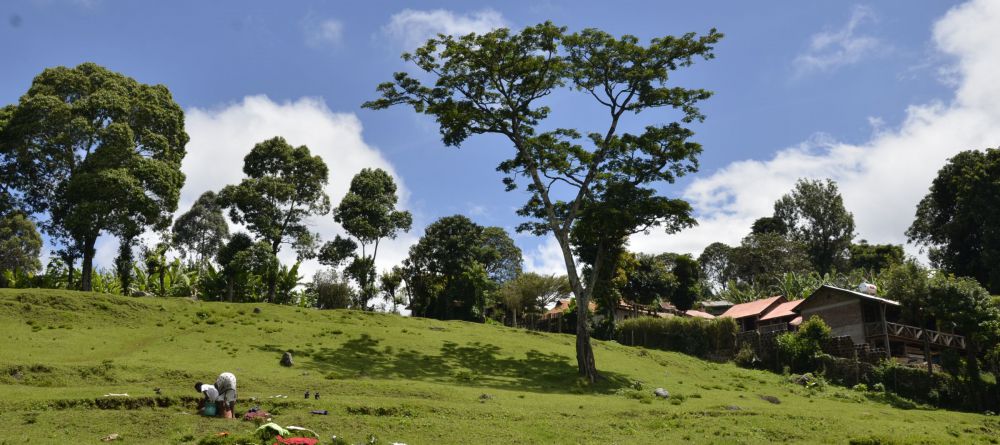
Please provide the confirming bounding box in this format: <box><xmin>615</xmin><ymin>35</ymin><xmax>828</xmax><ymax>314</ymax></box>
<box><xmin>756</xmin><ymin>299</ymin><xmax>804</xmax><ymax>334</ymax></box>
<box><xmin>796</xmin><ymin>284</ymin><xmax>966</xmax><ymax>365</ymax></box>
<box><xmin>719</xmin><ymin>295</ymin><xmax>786</xmax><ymax>332</ymax></box>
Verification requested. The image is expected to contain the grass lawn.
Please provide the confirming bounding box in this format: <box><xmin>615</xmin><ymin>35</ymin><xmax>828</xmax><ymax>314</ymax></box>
<box><xmin>0</xmin><ymin>288</ymin><xmax>997</xmax><ymax>444</ymax></box>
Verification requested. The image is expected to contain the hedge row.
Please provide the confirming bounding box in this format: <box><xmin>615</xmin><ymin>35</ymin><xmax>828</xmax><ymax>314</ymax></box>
<box><xmin>816</xmin><ymin>355</ymin><xmax>999</xmax><ymax>412</ymax></box>
<box><xmin>615</xmin><ymin>316</ymin><xmax>738</xmax><ymax>358</ymax></box>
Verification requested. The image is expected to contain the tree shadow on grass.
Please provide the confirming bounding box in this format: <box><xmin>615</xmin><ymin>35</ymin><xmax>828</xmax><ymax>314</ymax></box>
<box><xmin>279</xmin><ymin>333</ymin><xmax>630</xmax><ymax>394</ymax></box>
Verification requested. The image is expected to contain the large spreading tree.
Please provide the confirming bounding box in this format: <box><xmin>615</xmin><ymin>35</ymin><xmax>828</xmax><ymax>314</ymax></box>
<box><xmin>319</xmin><ymin>168</ymin><xmax>411</xmax><ymax>310</ymax></box>
<box><xmin>364</xmin><ymin>23</ymin><xmax>721</xmax><ymax>381</ymax></box>
<box><xmin>1</xmin><ymin>63</ymin><xmax>189</xmax><ymax>291</ymax></box>
<box><xmin>218</xmin><ymin>136</ymin><xmax>330</xmax><ymax>301</ymax></box>
<box><xmin>907</xmin><ymin>148</ymin><xmax>1000</xmax><ymax>293</ymax></box>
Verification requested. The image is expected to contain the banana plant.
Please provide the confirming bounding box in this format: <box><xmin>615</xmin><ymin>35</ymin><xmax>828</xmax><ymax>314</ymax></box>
<box><xmin>274</xmin><ymin>262</ymin><xmax>304</xmax><ymax>305</ymax></box>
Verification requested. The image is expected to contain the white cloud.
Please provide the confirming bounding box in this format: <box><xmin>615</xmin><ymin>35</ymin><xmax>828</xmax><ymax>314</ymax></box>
<box><xmin>382</xmin><ymin>8</ymin><xmax>507</xmax><ymax>49</ymax></box>
<box><xmin>632</xmin><ymin>0</ymin><xmax>1000</xmax><ymax>260</ymax></box>
<box><xmin>794</xmin><ymin>5</ymin><xmax>884</xmax><ymax>74</ymax></box>
<box><xmin>91</xmin><ymin>95</ymin><xmax>418</xmax><ymax>280</ymax></box>
<box><xmin>524</xmin><ymin>236</ymin><xmax>575</xmax><ymax>276</ymax></box>
<box><xmin>304</xmin><ymin>18</ymin><xmax>345</xmax><ymax>48</ymax></box>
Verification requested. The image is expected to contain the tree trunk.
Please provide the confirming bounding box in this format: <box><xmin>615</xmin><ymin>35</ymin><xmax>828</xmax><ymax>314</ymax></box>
<box><xmin>226</xmin><ymin>279</ymin><xmax>234</xmax><ymax>302</ymax></box>
<box><xmin>267</xmin><ymin>277</ymin><xmax>277</xmax><ymax>303</ymax></box>
<box><xmin>66</xmin><ymin>257</ymin><xmax>75</xmax><ymax>290</ymax></box>
<box><xmin>159</xmin><ymin>269</ymin><xmax>165</xmax><ymax>297</ymax></box>
<box><xmin>80</xmin><ymin>236</ymin><xmax>97</xmax><ymax>292</ymax></box>
<box><xmin>966</xmin><ymin>340</ymin><xmax>981</xmax><ymax>409</ymax></box>
<box><xmin>557</xmin><ymin>231</ymin><xmax>600</xmax><ymax>383</ymax></box>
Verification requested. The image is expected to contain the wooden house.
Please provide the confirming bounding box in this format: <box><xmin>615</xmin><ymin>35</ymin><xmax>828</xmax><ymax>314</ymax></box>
<box><xmin>797</xmin><ymin>284</ymin><xmax>966</xmax><ymax>362</ymax></box>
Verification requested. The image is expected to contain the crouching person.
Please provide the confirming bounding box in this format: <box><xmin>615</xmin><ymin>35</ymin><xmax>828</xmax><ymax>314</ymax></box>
<box><xmin>214</xmin><ymin>372</ymin><xmax>237</xmax><ymax>419</ymax></box>
<box><xmin>194</xmin><ymin>372</ymin><xmax>237</xmax><ymax>418</ymax></box>
<box><xmin>194</xmin><ymin>381</ymin><xmax>220</xmax><ymax>417</ymax></box>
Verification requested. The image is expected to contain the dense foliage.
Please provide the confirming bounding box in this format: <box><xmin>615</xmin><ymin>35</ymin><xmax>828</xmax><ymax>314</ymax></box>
<box><xmin>0</xmin><ymin>63</ymin><xmax>188</xmax><ymax>291</ymax></box>
<box><xmin>908</xmin><ymin>147</ymin><xmax>1000</xmax><ymax>294</ymax></box>
<box><xmin>401</xmin><ymin>215</ymin><xmax>523</xmax><ymax>322</ymax></box>
<box><xmin>616</xmin><ymin>316</ymin><xmax>738</xmax><ymax>358</ymax></box>
<box><xmin>218</xmin><ymin>136</ymin><xmax>330</xmax><ymax>300</ymax></box>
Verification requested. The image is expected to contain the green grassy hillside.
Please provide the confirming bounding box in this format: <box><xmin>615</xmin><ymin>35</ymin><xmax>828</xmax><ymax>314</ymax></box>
<box><xmin>0</xmin><ymin>289</ymin><xmax>996</xmax><ymax>444</ymax></box>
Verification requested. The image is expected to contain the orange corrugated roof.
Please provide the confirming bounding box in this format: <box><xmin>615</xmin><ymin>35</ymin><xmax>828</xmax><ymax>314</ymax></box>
<box><xmin>760</xmin><ymin>299</ymin><xmax>804</xmax><ymax>321</ymax></box>
<box><xmin>684</xmin><ymin>309</ymin><xmax>716</xmax><ymax>319</ymax></box>
<box><xmin>720</xmin><ymin>296</ymin><xmax>785</xmax><ymax>319</ymax></box>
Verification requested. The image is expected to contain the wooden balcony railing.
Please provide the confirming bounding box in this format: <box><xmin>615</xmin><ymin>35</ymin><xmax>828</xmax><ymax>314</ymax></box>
<box><xmin>865</xmin><ymin>321</ymin><xmax>966</xmax><ymax>350</ymax></box>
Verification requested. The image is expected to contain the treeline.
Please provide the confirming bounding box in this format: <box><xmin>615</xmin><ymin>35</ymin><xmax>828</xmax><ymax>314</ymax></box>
<box><xmin>0</xmin><ymin>63</ymin><xmax>573</xmax><ymax>323</ymax></box>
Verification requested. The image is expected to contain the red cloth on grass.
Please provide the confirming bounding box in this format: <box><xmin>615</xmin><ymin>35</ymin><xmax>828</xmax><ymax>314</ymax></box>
<box><xmin>273</xmin><ymin>436</ymin><xmax>318</xmax><ymax>445</ymax></box>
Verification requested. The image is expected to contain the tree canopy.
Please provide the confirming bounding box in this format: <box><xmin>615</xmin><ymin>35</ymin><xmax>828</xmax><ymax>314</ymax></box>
<box><xmin>0</xmin><ymin>63</ymin><xmax>188</xmax><ymax>291</ymax></box>
<box><xmin>402</xmin><ymin>215</ymin><xmax>522</xmax><ymax>322</ymax></box>
<box><xmin>320</xmin><ymin>168</ymin><xmax>411</xmax><ymax>310</ymax></box>
<box><xmin>218</xmin><ymin>136</ymin><xmax>330</xmax><ymax>301</ymax></box>
<box><xmin>364</xmin><ymin>22</ymin><xmax>721</xmax><ymax>381</ymax></box>
<box><xmin>774</xmin><ymin>178</ymin><xmax>855</xmax><ymax>275</ymax></box>
<box><xmin>907</xmin><ymin>148</ymin><xmax>1000</xmax><ymax>293</ymax></box>
<box><xmin>0</xmin><ymin>213</ymin><xmax>43</xmax><ymax>287</ymax></box>
<box><xmin>172</xmin><ymin>191</ymin><xmax>230</xmax><ymax>268</ymax></box>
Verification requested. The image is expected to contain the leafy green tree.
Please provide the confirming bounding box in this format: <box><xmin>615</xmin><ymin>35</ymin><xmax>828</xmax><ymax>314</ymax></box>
<box><xmin>671</xmin><ymin>254</ymin><xmax>700</xmax><ymax>311</ymax></box>
<box><xmin>619</xmin><ymin>253</ymin><xmax>675</xmax><ymax>308</ymax></box>
<box><xmin>307</xmin><ymin>268</ymin><xmax>354</xmax><ymax>309</ymax></box>
<box><xmin>114</xmin><ymin>238</ymin><xmax>136</xmax><ymax>295</ymax></box>
<box><xmin>1</xmin><ymin>63</ymin><xmax>188</xmax><ymax>291</ymax></box>
<box><xmin>402</xmin><ymin>215</ymin><xmax>522</xmax><ymax>321</ymax></box>
<box><xmin>365</xmin><ymin>23</ymin><xmax>721</xmax><ymax>381</ymax></box>
<box><xmin>380</xmin><ymin>267</ymin><xmax>406</xmax><ymax>313</ymax></box>
<box><xmin>880</xmin><ymin>260</ymin><xmax>931</xmax><ymax>326</ymax></box>
<box><xmin>927</xmin><ymin>273</ymin><xmax>1000</xmax><ymax>385</ymax></box>
<box><xmin>751</xmin><ymin>216</ymin><xmax>788</xmax><ymax>236</ymax></box>
<box><xmin>848</xmin><ymin>240</ymin><xmax>904</xmax><ymax>275</ymax></box>
<box><xmin>498</xmin><ymin>272</ymin><xmax>571</xmax><ymax>326</ymax></box>
<box><xmin>173</xmin><ymin>191</ymin><xmax>230</xmax><ymax>268</ymax></box>
<box><xmin>774</xmin><ymin>178</ymin><xmax>855</xmax><ymax>275</ymax></box>
<box><xmin>481</xmin><ymin>226</ymin><xmax>524</xmax><ymax>284</ymax></box>
<box><xmin>730</xmin><ymin>232</ymin><xmax>811</xmax><ymax>287</ymax></box>
<box><xmin>212</xmin><ymin>232</ymin><xmax>255</xmax><ymax>301</ymax></box>
<box><xmin>698</xmin><ymin>242</ymin><xmax>734</xmax><ymax>295</ymax></box>
<box><xmin>907</xmin><ymin>148</ymin><xmax>1000</xmax><ymax>293</ymax></box>
<box><xmin>0</xmin><ymin>213</ymin><xmax>43</xmax><ymax>287</ymax></box>
<box><xmin>0</xmin><ymin>105</ymin><xmax>20</xmax><ymax>215</ymax></box>
<box><xmin>319</xmin><ymin>168</ymin><xmax>411</xmax><ymax>310</ymax></box>
<box><xmin>218</xmin><ymin>136</ymin><xmax>330</xmax><ymax>301</ymax></box>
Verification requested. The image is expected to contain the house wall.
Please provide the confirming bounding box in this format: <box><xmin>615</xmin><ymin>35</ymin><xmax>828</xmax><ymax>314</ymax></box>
<box><xmin>799</xmin><ymin>289</ymin><xmax>866</xmax><ymax>344</ymax></box>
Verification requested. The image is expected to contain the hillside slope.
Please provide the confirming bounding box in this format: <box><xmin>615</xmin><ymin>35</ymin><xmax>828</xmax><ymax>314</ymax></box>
<box><xmin>0</xmin><ymin>288</ymin><xmax>996</xmax><ymax>444</ymax></box>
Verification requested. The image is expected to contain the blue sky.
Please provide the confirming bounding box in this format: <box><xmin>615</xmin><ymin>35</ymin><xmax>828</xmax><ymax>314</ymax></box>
<box><xmin>5</xmin><ymin>0</ymin><xmax>997</xmax><ymax>278</ymax></box>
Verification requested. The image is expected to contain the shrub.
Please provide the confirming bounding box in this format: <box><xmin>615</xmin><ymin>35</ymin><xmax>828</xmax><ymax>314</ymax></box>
<box><xmin>615</xmin><ymin>316</ymin><xmax>737</xmax><ymax>358</ymax></box>
<box><xmin>734</xmin><ymin>343</ymin><xmax>757</xmax><ymax>368</ymax></box>
<box><xmin>775</xmin><ymin>316</ymin><xmax>831</xmax><ymax>372</ymax></box>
